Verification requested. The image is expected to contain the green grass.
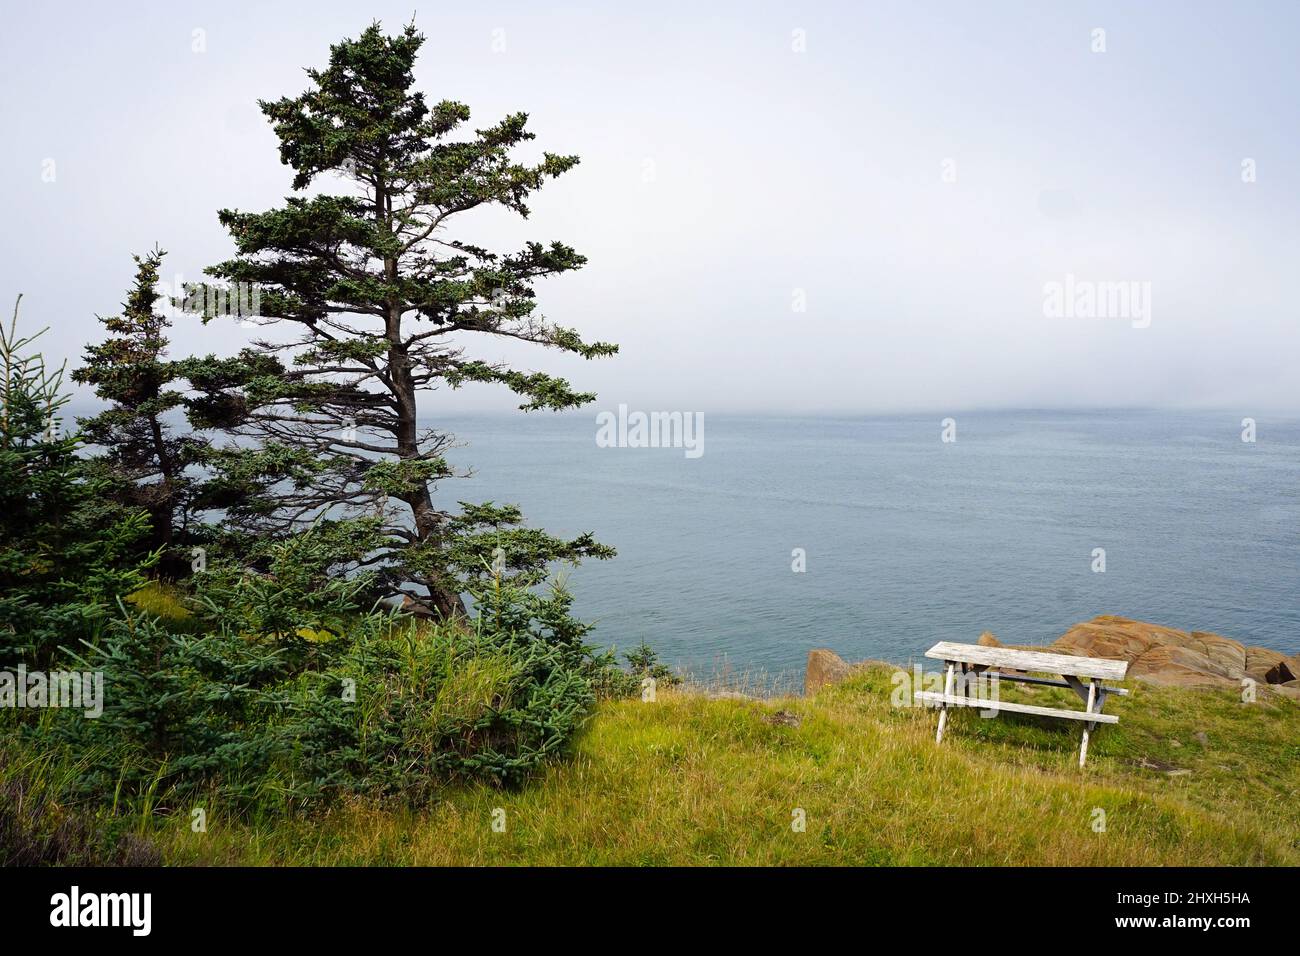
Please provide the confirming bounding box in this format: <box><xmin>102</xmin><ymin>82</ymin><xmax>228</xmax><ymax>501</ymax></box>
<box><xmin>124</xmin><ymin>581</ymin><xmax>195</xmax><ymax>626</ymax></box>
<box><xmin>143</xmin><ymin>665</ymin><xmax>1300</xmax><ymax>866</ymax></box>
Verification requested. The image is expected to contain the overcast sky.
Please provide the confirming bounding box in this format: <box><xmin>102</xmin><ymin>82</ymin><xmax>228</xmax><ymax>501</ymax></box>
<box><xmin>2</xmin><ymin>0</ymin><xmax>1297</xmax><ymax>415</ymax></box>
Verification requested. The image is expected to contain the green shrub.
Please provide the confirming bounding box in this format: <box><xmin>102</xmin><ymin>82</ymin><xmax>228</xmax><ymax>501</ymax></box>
<box><xmin>585</xmin><ymin>641</ymin><xmax>683</xmax><ymax>700</ymax></box>
<box><xmin>30</xmin><ymin>525</ymin><xmax>614</xmax><ymax>817</ymax></box>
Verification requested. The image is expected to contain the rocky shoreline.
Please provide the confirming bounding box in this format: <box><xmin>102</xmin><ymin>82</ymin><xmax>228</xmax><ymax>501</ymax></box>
<box><xmin>806</xmin><ymin>615</ymin><xmax>1300</xmax><ymax>699</ymax></box>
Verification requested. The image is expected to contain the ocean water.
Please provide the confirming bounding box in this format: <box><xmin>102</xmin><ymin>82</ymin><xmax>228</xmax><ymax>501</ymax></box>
<box><xmin>435</xmin><ymin>410</ymin><xmax>1300</xmax><ymax>678</ymax></box>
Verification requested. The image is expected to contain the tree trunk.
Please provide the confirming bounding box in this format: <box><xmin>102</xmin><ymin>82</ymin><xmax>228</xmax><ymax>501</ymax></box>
<box><xmin>147</xmin><ymin>412</ymin><xmax>174</xmax><ymax>550</ymax></box>
<box><xmin>385</xmin><ymin>228</ymin><xmax>467</xmax><ymax>620</ymax></box>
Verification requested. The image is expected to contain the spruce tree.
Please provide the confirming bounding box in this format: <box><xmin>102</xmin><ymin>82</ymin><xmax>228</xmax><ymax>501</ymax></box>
<box><xmin>185</xmin><ymin>22</ymin><xmax>615</xmax><ymax>616</ymax></box>
<box><xmin>0</xmin><ymin>298</ymin><xmax>151</xmax><ymax>667</ymax></box>
<box><xmin>73</xmin><ymin>249</ymin><xmax>205</xmax><ymax>575</ymax></box>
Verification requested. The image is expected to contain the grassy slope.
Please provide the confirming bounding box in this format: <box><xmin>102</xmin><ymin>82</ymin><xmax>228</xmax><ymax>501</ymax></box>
<box><xmin>157</xmin><ymin>666</ymin><xmax>1300</xmax><ymax>866</ymax></box>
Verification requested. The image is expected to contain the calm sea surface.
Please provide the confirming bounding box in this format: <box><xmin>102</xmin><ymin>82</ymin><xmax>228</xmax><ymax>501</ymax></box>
<box><xmin>433</xmin><ymin>410</ymin><xmax>1300</xmax><ymax>678</ymax></box>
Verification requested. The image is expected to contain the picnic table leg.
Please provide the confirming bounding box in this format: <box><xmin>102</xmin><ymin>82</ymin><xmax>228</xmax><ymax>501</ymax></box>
<box><xmin>1078</xmin><ymin>678</ymin><xmax>1098</xmax><ymax>768</ymax></box>
<box><xmin>936</xmin><ymin>661</ymin><xmax>956</xmax><ymax>744</ymax></box>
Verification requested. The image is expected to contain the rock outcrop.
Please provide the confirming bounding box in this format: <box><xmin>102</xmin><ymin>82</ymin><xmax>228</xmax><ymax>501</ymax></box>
<box><xmin>805</xmin><ymin>649</ymin><xmax>854</xmax><ymax>695</ymax></box>
<box><xmin>1051</xmin><ymin>616</ymin><xmax>1295</xmax><ymax>693</ymax></box>
<box><xmin>805</xmin><ymin>616</ymin><xmax>1298</xmax><ymax>698</ymax></box>
<box><xmin>1055</xmin><ymin>617</ymin><xmax>1206</xmax><ymax>665</ymax></box>
<box><xmin>1243</xmin><ymin>647</ymin><xmax>1297</xmax><ymax>685</ymax></box>
<box><xmin>804</xmin><ymin>649</ymin><xmax>894</xmax><ymax>695</ymax></box>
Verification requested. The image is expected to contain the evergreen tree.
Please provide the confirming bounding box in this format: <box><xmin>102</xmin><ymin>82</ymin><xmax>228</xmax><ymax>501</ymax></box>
<box><xmin>184</xmin><ymin>22</ymin><xmax>616</xmax><ymax>616</ymax></box>
<box><xmin>0</xmin><ymin>297</ymin><xmax>152</xmax><ymax>668</ymax></box>
<box><xmin>73</xmin><ymin>249</ymin><xmax>206</xmax><ymax>575</ymax></box>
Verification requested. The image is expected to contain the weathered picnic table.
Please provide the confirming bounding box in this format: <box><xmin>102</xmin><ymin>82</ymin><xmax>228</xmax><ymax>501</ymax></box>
<box><xmin>913</xmin><ymin>641</ymin><xmax>1129</xmax><ymax>767</ymax></box>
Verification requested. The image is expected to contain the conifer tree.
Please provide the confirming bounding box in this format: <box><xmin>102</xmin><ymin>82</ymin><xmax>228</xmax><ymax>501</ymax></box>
<box><xmin>74</xmin><ymin>249</ymin><xmax>205</xmax><ymax>574</ymax></box>
<box><xmin>184</xmin><ymin>22</ymin><xmax>615</xmax><ymax>616</ymax></box>
<box><xmin>0</xmin><ymin>298</ymin><xmax>151</xmax><ymax>667</ymax></box>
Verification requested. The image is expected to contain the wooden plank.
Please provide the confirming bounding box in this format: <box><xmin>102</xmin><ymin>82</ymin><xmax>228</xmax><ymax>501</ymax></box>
<box><xmin>936</xmin><ymin>662</ymin><xmax>955</xmax><ymax>743</ymax></box>
<box><xmin>924</xmin><ymin>641</ymin><xmax>1128</xmax><ymax>681</ymax></box>
<box><xmin>1079</xmin><ymin>679</ymin><xmax>1098</xmax><ymax>768</ymax></box>
<box><xmin>1063</xmin><ymin>674</ymin><xmax>1091</xmax><ymax>705</ymax></box>
<box><xmin>913</xmin><ymin>691</ymin><xmax>1119</xmax><ymax>723</ymax></box>
<box><xmin>982</xmin><ymin>671</ymin><xmax>1128</xmax><ymax>696</ymax></box>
